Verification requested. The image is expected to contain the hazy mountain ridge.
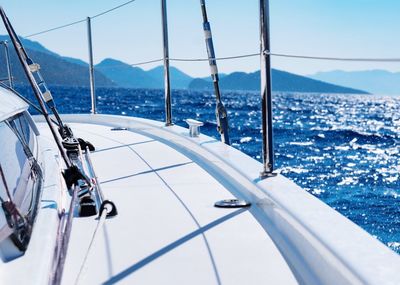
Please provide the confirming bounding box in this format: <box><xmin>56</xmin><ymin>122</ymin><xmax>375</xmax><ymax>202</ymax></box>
<box><xmin>95</xmin><ymin>58</ymin><xmax>155</xmax><ymax>88</ymax></box>
<box><xmin>0</xmin><ymin>35</ymin><xmax>368</xmax><ymax>93</ymax></box>
<box><xmin>189</xmin><ymin>70</ymin><xmax>368</xmax><ymax>94</ymax></box>
<box><xmin>0</xmin><ymin>36</ymin><xmax>114</xmax><ymax>87</ymax></box>
<box><xmin>95</xmin><ymin>59</ymin><xmax>193</xmax><ymax>89</ymax></box>
<box><xmin>309</xmin><ymin>70</ymin><xmax>400</xmax><ymax>95</ymax></box>
<box><xmin>146</xmin><ymin>66</ymin><xmax>193</xmax><ymax>89</ymax></box>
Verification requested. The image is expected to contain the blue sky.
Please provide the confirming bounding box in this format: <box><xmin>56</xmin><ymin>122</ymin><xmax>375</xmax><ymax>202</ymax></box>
<box><xmin>1</xmin><ymin>0</ymin><xmax>399</xmax><ymax>77</ymax></box>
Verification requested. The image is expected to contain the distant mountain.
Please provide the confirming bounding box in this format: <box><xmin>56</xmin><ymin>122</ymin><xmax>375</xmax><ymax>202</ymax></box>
<box><xmin>200</xmin><ymin>73</ymin><xmax>227</xmax><ymax>82</ymax></box>
<box><xmin>189</xmin><ymin>70</ymin><xmax>368</xmax><ymax>94</ymax></box>
<box><xmin>0</xmin><ymin>35</ymin><xmax>89</xmax><ymax>67</ymax></box>
<box><xmin>147</xmin><ymin>66</ymin><xmax>193</xmax><ymax>89</ymax></box>
<box><xmin>0</xmin><ymin>35</ymin><xmax>370</xmax><ymax>93</ymax></box>
<box><xmin>95</xmin><ymin>58</ymin><xmax>156</xmax><ymax>88</ymax></box>
<box><xmin>96</xmin><ymin>60</ymin><xmax>195</xmax><ymax>89</ymax></box>
<box><xmin>309</xmin><ymin>70</ymin><xmax>400</xmax><ymax>95</ymax></box>
<box><xmin>0</xmin><ymin>35</ymin><xmax>58</xmax><ymax>56</ymax></box>
<box><xmin>0</xmin><ymin>35</ymin><xmax>113</xmax><ymax>87</ymax></box>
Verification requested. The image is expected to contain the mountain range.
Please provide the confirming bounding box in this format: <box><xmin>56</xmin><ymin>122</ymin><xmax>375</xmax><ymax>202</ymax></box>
<box><xmin>309</xmin><ymin>70</ymin><xmax>400</xmax><ymax>95</ymax></box>
<box><xmin>0</xmin><ymin>35</ymin><xmax>114</xmax><ymax>87</ymax></box>
<box><xmin>0</xmin><ymin>35</ymin><xmax>368</xmax><ymax>94</ymax></box>
<box><xmin>95</xmin><ymin>59</ymin><xmax>193</xmax><ymax>89</ymax></box>
<box><xmin>189</xmin><ymin>70</ymin><xmax>367</xmax><ymax>94</ymax></box>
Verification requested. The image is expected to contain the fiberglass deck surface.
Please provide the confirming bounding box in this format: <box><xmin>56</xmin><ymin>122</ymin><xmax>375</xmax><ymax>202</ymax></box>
<box><xmin>38</xmin><ymin>122</ymin><xmax>297</xmax><ymax>285</ymax></box>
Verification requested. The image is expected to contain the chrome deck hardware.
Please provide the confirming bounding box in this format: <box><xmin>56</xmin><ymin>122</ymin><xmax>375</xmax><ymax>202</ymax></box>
<box><xmin>214</xmin><ymin>199</ymin><xmax>251</xmax><ymax>208</ymax></box>
<box><xmin>111</xmin><ymin>127</ymin><xmax>128</xmax><ymax>131</ymax></box>
<box><xmin>186</xmin><ymin>119</ymin><xmax>204</xmax><ymax>137</ymax></box>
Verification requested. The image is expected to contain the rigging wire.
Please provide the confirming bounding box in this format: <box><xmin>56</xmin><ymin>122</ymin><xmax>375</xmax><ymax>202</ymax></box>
<box><xmin>266</xmin><ymin>51</ymin><xmax>400</xmax><ymax>62</ymax></box>
<box><xmin>97</xmin><ymin>51</ymin><xmax>400</xmax><ymax>69</ymax></box>
<box><xmin>24</xmin><ymin>0</ymin><xmax>137</xmax><ymax>38</ymax></box>
<box><xmin>91</xmin><ymin>0</ymin><xmax>137</xmax><ymax>19</ymax></box>
<box><xmin>170</xmin><ymin>52</ymin><xmax>260</xmax><ymax>62</ymax></box>
<box><xmin>98</xmin><ymin>58</ymin><xmax>164</xmax><ymax>69</ymax></box>
<box><xmin>97</xmin><ymin>54</ymin><xmax>259</xmax><ymax>69</ymax></box>
<box><xmin>129</xmin><ymin>58</ymin><xmax>164</xmax><ymax>66</ymax></box>
<box><xmin>25</xmin><ymin>19</ymin><xmax>86</xmax><ymax>38</ymax></box>
<box><xmin>170</xmin><ymin>52</ymin><xmax>400</xmax><ymax>63</ymax></box>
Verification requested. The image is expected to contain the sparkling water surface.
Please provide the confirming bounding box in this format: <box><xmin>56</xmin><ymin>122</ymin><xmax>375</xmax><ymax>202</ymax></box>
<box><xmin>19</xmin><ymin>86</ymin><xmax>400</xmax><ymax>254</ymax></box>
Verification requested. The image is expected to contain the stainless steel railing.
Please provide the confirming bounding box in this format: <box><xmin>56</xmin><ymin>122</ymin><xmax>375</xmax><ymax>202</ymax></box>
<box><xmin>86</xmin><ymin>17</ymin><xmax>96</xmax><ymax>115</ymax></box>
<box><xmin>259</xmin><ymin>0</ymin><xmax>275</xmax><ymax>177</ymax></box>
<box><xmin>6</xmin><ymin>0</ymin><xmax>399</xmax><ymax>180</ymax></box>
<box><xmin>8</xmin><ymin>0</ymin><xmax>280</xmax><ymax>177</ymax></box>
<box><xmin>161</xmin><ymin>0</ymin><xmax>172</xmax><ymax>126</ymax></box>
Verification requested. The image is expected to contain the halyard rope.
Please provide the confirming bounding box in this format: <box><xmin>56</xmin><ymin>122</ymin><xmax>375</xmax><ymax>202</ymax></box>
<box><xmin>74</xmin><ymin>205</ymin><xmax>110</xmax><ymax>285</ymax></box>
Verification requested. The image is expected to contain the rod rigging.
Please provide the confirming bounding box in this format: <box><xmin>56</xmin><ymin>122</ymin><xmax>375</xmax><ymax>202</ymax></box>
<box><xmin>199</xmin><ymin>0</ymin><xmax>230</xmax><ymax>145</ymax></box>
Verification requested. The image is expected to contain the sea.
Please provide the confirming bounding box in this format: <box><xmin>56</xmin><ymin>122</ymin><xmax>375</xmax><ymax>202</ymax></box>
<box><xmin>18</xmin><ymin>85</ymin><xmax>400</xmax><ymax>254</ymax></box>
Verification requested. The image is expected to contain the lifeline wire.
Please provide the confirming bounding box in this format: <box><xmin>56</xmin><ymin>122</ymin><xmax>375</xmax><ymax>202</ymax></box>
<box><xmin>171</xmin><ymin>52</ymin><xmax>400</xmax><ymax>63</ymax></box>
<box><xmin>266</xmin><ymin>51</ymin><xmax>400</xmax><ymax>62</ymax></box>
<box><xmin>99</xmin><ymin>58</ymin><xmax>164</xmax><ymax>69</ymax></box>
<box><xmin>97</xmin><ymin>54</ymin><xmax>258</xmax><ymax>69</ymax></box>
<box><xmin>98</xmin><ymin>51</ymin><xmax>400</xmax><ymax>69</ymax></box>
<box><xmin>170</xmin><ymin>52</ymin><xmax>260</xmax><ymax>62</ymax></box>
<box><xmin>25</xmin><ymin>0</ymin><xmax>137</xmax><ymax>38</ymax></box>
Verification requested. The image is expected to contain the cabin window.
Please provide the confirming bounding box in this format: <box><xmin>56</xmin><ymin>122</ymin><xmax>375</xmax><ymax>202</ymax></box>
<box><xmin>0</xmin><ymin>112</ymin><xmax>41</xmax><ymax>248</ymax></box>
<box><xmin>7</xmin><ymin>112</ymin><xmax>36</xmax><ymax>154</ymax></box>
<box><xmin>0</xmin><ymin>121</ymin><xmax>30</xmax><ymax>199</ymax></box>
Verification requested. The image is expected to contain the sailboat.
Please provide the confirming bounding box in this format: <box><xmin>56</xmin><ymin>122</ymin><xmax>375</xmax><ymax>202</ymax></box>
<box><xmin>0</xmin><ymin>1</ymin><xmax>399</xmax><ymax>284</ymax></box>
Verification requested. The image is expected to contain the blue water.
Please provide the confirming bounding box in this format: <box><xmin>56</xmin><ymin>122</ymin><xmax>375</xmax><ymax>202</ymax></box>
<box><xmin>18</xmin><ymin>85</ymin><xmax>400</xmax><ymax>254</ymax></box>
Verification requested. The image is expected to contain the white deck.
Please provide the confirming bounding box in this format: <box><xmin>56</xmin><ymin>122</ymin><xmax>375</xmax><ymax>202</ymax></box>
<box><xmin>30</xmin><ymin>114</ymin><xmax>400</xmax><ymax>285</ymax></box>
<box><xmin>37</xmin><ymin>122</ymin><xmax>297</xmax><ymax>285</ymax></box>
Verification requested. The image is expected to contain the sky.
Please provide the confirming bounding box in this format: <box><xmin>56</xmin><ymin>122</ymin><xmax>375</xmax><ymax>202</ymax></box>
<box><xmin>0</xmin><ymin>0</ymin><xmax>399</xmax><ymax>78</ymax></box>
